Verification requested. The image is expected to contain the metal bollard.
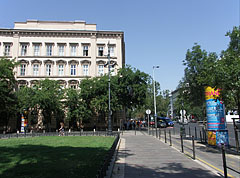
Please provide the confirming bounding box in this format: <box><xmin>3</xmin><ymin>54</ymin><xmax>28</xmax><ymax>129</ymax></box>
<box><xmin>195</xmin><ymin>127</ymin><xmax>197</xmax><ymax>139</ymax></box>
<box><xmin>181</xmin><ymin>135</ymin><xmax>184</xmax><ymax>153</ymax></box>
<box><xmin>192</xmin><ymin>136</ymin><xmax>195</xmax><ymax>159</ymax></box>
<box><xmin>221</xmin><ymin>143</ymin><xmax>228</xmax><ymax>178</ymax></box>
<box><xmin>169</xmin><ymin>130</ymin><xmax>172</xmax><ymax>146</ymax></box>
<box><xmin>135</xmin><ymin>126</ymin><xmax>136</xmax><ymax>135</ymax></box>
<box><xmin>164</xmin><ymin>129</ymin><xmax>167</xmax><ymax>143</ymax></box>
<box><xmin>200</xmin><ymin>131</ymin><xmax>202</xmax><ymax>142</ymax></box>
<box><xmin>159</xmin><ymin>128</ymin><xmax>161</xmax><ymax>140</ymax></box>
<box><xmin>159</xmin><ymin>129</ymin><xmax>161</xmax><ymax>140</ymax></box>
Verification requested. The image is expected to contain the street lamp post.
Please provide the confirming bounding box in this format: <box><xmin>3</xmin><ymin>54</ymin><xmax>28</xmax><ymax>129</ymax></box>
<box><xmin>107</xmin><ymin>42</ymin><xmax>112</xmax><ymax>134</ymax></box>
<box><xmin>153</xmin><ymin>66</ymin><xmax>160</xmax><ymax>138</ymax></box>
<box><xmin>169</xmin><ymin>93</ymin><xmax>174</xmax><ymax>119</ymax></box>
<box><xmin>104</xmin><ymin>42</ymin><xmax>117</xmax><ymax>134</ymax></box>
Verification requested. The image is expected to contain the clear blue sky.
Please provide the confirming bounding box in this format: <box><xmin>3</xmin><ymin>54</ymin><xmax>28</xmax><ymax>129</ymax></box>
<box><xmin>0</xmin><ymin>0</ymin><xmax>239</xmax><ymax>91</ymax></box>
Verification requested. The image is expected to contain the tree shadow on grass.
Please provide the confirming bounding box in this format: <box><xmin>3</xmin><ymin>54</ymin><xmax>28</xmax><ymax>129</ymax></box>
<box><xmin>0</xmin><ymin>144</ymin><xmax>109</xmax><ymax>178</ymax></box>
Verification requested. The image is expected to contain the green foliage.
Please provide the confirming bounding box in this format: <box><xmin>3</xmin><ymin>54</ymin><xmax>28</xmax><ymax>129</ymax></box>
<box><xmin>178</xmin><ymin>26</ymin><xmax>240</xmax><ymax>119</ymax></box>
<box><xmin>215</xmin><ymin>26</ymin><xmax>240</xmax><ymax>113</ymax></box>
<box><xmin>0</xmin><ymin>58</ymin><xmax>18</xmax><ymax>127</ymax></box>
<box><xmin>64</xmin><ymin>88</ymin><xmax>91</xmax><ymax>128</ymax></box>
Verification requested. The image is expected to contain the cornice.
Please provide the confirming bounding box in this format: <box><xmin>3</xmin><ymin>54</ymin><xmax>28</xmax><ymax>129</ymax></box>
<box><xmin>18</xmin><ymin>55</ymin><xmax>91</xmax><ymax>59</ymax></box>
<box><xmin>0</xmin><ymin>29</ymin><xmax>124</xmax><ymax>38</ymax></box>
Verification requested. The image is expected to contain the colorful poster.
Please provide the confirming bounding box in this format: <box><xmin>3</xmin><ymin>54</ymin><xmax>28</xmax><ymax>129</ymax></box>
<box><xmin>21</xmin><ymin>114</ymin><xmax>25</xmax><ymax>133</ymax></box>
<box><xmin>216</xmin><ymin>131</ymin><xmax>229</xmax><ymax>146</ymax></box>
<box><xmin>205</xmin><ymin>87</ymin><xmax>226</xmax><ymax>130</ymax></box>
<box><xmin>208</xmin><ymin>131</ymin><xmax>216</xmax><ymax>146</ymax></box>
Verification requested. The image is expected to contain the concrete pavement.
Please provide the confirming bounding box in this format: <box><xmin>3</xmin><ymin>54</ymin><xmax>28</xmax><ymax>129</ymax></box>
<box><xmin>112</xmin><ymin>130</ymin><xmax>221</xmax><ymax>178</ymax></box>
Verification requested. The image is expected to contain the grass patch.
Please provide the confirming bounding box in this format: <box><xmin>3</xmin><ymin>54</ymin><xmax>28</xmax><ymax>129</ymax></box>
<box><xmin>0</xmin><ymin>136</ymin><xmax>115</xmax><ymax>178</ymax></box>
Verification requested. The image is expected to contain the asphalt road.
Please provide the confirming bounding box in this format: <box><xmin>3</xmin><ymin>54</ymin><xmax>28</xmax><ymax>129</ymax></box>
<box><xmin>173</xmin><ymin>122</ymin><xmax>240</xmax><ymax>148</ymax></box>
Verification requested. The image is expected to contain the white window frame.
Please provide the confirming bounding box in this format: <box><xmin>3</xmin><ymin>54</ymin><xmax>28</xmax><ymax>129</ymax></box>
<box><xmin>46</xmin><ymin>44</ymin><xmax>53</xmax><ymax>56</ymax></box>
<box><xmin>110</xmin><ymin>65</ymin><xmax>115</xmax><ymax>76</ymax></box>
<box><xmin>58</xmin><ymin>64</ymin><xmax>64</xmax><ymax>76</ymax></box>
<box><xmin>70</xmin><ymin>45</ymin><xmax>77</xmax><ymax>56</ymax></box>
<box><xmin>70</xmin><ymin>64</ymin><xmax>76</xmax><ymax>76</ymax></box>
<box><xmin>46</xmin><ymin>64</ymin><xmax>51</xmax><ymax>76</ymax></box>
<box><xmin>58</xmin><ymin>45</ymin><xmax>64</xmax><ymax>56</ymax></box>
<box><xmin>4</xmin><ymin>44</ymin><xmax>11</xmax><ymax>56</ymax></box>
<box><xmin>33</xmin><ymin>44</ymin><xmax>40</xmax><ymax>56</ymax></box>
<box><xmin>33</xmin><ymin>64</ymin><xmax>39</xmax><ymax>76</ymax></box>
<box><xmin>83</xmin><ymin>64</ymin><xmax>89</xmax><ymax>76</ymax></box>
<box><xmin>109</xmin><ymin>46</ymin><xmax>115</xmax><ymax>56</ymax></box>
<box><xmin>98</xmin><ymin>46</ymin><xmax>104</xmax><ymax>56</ymax></box>
<box><xmin>83</xmin><ymin>45</ymin><xmax>88</xmax><ymax>56</ymax></box>
<box><xmin>20</xmin><ymin>64</ymin><xmax>26</xmax><ymax>76</ymax></box>
<box><xmin>21</xmin><ymin>44</ymin><xmax>28</xmax><ymax>56</ymax></box>
<box><xmin>98</xmin><ymin>65</ymin><xmax>104</xmax><ymax>76</ymax></box>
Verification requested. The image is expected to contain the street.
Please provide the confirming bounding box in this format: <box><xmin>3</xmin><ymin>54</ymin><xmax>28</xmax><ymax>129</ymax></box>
<box><xmin>141</xmin><ymin>126</ymin><xmax>240</xmax><ymax>178</ymax></box>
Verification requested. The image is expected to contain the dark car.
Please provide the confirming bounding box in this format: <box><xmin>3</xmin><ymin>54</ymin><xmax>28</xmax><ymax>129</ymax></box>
<box><xmin>157</xmin><ymin>120</ymin><xmax>167</xmax><ymax>128</ymax></box>
<box><xmin>157</xmin><ymin>117</ymin><xmax>174</xmax><ymax>127</ymax></box>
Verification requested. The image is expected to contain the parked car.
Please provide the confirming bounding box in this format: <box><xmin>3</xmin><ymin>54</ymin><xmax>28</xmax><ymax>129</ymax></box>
<box><xmin>157</xmin><ymin>117</ymin><xmax>174</xmax><ymax>127</ymax></box>
<box><xmin>157</xmin><ymin>120</ymin><xmax>167</xmax><ymax>128</ymax></box>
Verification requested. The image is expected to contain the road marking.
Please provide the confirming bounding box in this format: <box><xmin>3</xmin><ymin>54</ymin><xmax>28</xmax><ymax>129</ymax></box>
<box><xmin>167</xmin><ymin>135</ymin><xmax>236</xmax><ymax>178</ymax></box>
<box><xmin>196</xmin><ymin>157</ymin><xmax>235</xmax><ymax>178</ymax></box>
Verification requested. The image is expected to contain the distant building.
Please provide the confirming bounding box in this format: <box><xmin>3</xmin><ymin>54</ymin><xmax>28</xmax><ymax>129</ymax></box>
<box><xmin>0</xmin><ymin>20</ymin><xmax>125</xmax><ymax>88</ymax></box>
<box><xmin>0</xmin><ymin>20</ymin><xmax>125</xmax><ymax>131</ymax></box>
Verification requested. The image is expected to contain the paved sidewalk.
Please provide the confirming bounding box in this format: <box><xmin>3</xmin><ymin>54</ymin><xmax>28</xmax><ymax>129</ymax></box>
<box><xmin>112</xmin><ymin>130</ymin><xmax>221</xmax><ymax>178</ymax></box>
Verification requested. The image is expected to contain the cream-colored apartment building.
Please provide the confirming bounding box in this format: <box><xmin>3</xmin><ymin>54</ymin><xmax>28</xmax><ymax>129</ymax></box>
<box><xmin>0</xmin><ymin>20</ymin><xmax>125</xmax><ymax>88</ymax></box>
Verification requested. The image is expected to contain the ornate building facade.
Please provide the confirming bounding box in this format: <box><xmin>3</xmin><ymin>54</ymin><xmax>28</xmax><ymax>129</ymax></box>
<box><xmin>0</xmin><ymin>20</ymin><xmax>125</xmax><ymax>88</ymax></box>
<box><xmin>0</xmin><ymin>20</ymin><xmax>125</xmax><ymax>131</ymax></box>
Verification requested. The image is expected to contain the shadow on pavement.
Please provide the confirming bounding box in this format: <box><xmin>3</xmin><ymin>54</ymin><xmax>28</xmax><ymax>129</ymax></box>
<box><xmin>124</xmin><ymin>162</ymin><xmax>223</xmax><ymax>178</ymax></box>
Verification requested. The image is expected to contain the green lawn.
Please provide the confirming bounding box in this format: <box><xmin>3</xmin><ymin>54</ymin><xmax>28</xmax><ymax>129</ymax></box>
<box><xmin>0</xmin><ymin>136</ymin><xmax>115</xmax><ymax>178</ymax></box>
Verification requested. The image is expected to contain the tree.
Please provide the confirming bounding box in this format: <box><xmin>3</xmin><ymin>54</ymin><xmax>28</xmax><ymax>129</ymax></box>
<box><xmin>179</xmin><ymin>44</ymin><xmax>218</xmax><ymax>120</ymax></box>
<box><xmin>0</xmin><ymin>58</ymin><xmax>18</xmax><ymax>131</ymax></box>
<box><xmin>35</xmin><ymin>79</ymin><xmax>64</xmax><ymax>131</ymax></box>
<box><xmin>79</xmin><ymin>65</ymin><xmax>150</xmax><ymax>122</ymax></box>
<box><xmin>215</xmin><ymin>26</ymin><xmax>240</xmax><ymax>114</ymax></box>
<box><xmin>64</xmin><ymin>88</ymin><xmax>90</xmax><ymax>130</ymax></box>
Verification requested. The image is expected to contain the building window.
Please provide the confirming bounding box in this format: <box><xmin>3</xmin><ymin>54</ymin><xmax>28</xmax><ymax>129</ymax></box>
<box><xmin>70</xmin><ymin>45</ymin><xmax>77</xmax><ymax>56</ymax></box>
<box><xmin>58</xmin><ymin>45</ymin><xmax>64</xmax><ymax>56</ymax></box>
<box><xmin>20</xmin><ymin>64</ymin><xmax>26</xmax><ymax>76</ymax></box>
<box><xmin>70</xmin><ymin>85</ymin><xmax>77</xmax><ymax>89</ymax></box>
<box><xmin>98</xmin><ymin>46</ymin><xmax>104</xmax><ymax>56</ymax></box>
<box><xmin>70</xmin><ymin>64</ymin><xmax>76</xmax><ymax>76</ymax></box>
<box><xmin>83</xmin><ymin>46</ymin><xmax>88</xmax><ymax>56</ymax></box>
<box><xmin>46</xmin><ymin>64</ymin><xmax>51</xmax><ymax>76</ymax></box>
<box><xmin>110</xmin><ymin>65</ymin><xmax>115</xmax><ymax>75</ymax></box>
<box><xmin>59</xmin><ymin>64</ymin><xmax>64</xmax><ymax>76</ymax></box>
<box><xmin>109</xmin><ymin>46</ymin><xmax>114</xmax><ymax>56</ymax></box>
<box><xmin>4</xmin><ymin>44</ymin><xmax>11</xmax><ymax>56</ymax></box>
<box><xmin>33</xmin><ymin>64</ymin><xmax>39</xmax><ymax>76</ymax></box>
<box><xmin>98</xmin><ymin>65</ymin><xmax>104</xmax><ymax>76</ymax></box>
<box><xmin>46</xmin><ymin>44</ymin><xmax>53</xmax><ymax>56</ymax></box>
<box><xmin>21</xmin><ymin>44</ymin><xmax>28</xmax><ymax>56</ymax></box>
<box><xmin>83</xmin><ymin>65</ymin><xmax>89</xmax><ymax>76</ymax></box>
<box><xmin>34</xmin><ymin>44</ymin><xmax>40</xmax><ymax>56</ymax></box>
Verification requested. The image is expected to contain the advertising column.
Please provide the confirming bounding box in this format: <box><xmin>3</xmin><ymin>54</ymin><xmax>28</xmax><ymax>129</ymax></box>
<box><xmin>205</xmin><ymin>87</ymin><xmax>229</xmax><ymax>146</ymax></box>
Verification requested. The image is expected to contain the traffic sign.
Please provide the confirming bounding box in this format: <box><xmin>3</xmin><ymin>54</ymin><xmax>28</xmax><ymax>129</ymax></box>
<box><xmin>180</xmin><ymin>110</ymin><xmax>186</xmax><ymax>116</ymax></box>
<box><xmin>146</xmin><ymin>109</ymin><xmax>151</xmax><ymax>115</ymax></box>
